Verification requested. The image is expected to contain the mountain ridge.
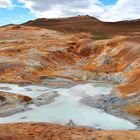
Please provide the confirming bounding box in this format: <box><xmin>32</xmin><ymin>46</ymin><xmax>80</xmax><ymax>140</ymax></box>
<box><xmin>22</xmin><ymin>15</ymin><xmax>140</xmax><ymax>35</ymax></box>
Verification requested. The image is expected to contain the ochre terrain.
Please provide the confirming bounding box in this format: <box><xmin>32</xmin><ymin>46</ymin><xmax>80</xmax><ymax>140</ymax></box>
<box><xmin>0</xmin><ymin>22</ymin><xmax>140</xmax><ymax>95</ymax></box>
<box><xmin>0</xmin><ymin>16</ymin><xmax>140</xmax><ymax>139</ymax></box>
<box><xmin>0</xmin><ymin>123</ymin><xmax>140</xmax><ymax>140</ymax></box>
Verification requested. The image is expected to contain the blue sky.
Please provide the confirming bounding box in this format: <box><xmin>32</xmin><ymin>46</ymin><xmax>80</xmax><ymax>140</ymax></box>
<box><xmin>100</xmin><ymin>0</ymin><xmax>116</xmax><ymax>5</ymax></box>
<box><xmin>0</xmin><ymin>0</ymin><xmax>35</xmax><ymax>26</ymax></box>
<box><xmin>0</xmin><ymin>0</ymin><xmax>140</xmax><ymax>26</ymax></box>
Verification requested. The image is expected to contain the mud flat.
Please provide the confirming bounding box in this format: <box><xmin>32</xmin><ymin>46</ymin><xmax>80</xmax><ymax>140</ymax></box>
<box><xmin>0</xmin><ymin>82</ymin><xmax>137</xmax><ymax>130</ymax></box>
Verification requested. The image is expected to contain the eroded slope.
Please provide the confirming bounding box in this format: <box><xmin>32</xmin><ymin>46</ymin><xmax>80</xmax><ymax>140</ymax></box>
<box><xmin>0</xmin><ymin>25</ymin><xmax>140</xmax><ymax>95</ymax></box>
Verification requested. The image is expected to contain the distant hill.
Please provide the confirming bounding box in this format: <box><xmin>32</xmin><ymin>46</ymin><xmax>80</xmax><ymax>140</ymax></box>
<box><xmin>23</xmin><ymin>15</ymin><xmax>140</xmax><ymax>35</ymax></box>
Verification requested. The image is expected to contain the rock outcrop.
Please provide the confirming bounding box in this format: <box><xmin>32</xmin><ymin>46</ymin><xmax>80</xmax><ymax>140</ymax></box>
<box><xmin>34</xmin><ymin>91</ymin><xmax>59</xmax><ymax>106</ymax></box>
<box><xmin>80</xmin><ymin>93</ymin><xmax>140</xmax><ymax>127</ymax></box>
<box><xmin>0</xmin><ymin>91</ymin><xmax>32</xmax><ymax>117</ymax></box>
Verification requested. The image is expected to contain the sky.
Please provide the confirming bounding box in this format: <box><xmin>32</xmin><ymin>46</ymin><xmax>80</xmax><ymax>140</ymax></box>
<box><xmin>0</xmin><ymin>0</ymin><xmax>140</xmax><ymax>26</ymax></box>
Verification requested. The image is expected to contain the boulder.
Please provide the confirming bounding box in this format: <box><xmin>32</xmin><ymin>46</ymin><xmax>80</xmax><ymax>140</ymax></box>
<box><xmin>34</xmin><ymin>91</ymin><xmax>59</xmax><ymax>106</ymax></box>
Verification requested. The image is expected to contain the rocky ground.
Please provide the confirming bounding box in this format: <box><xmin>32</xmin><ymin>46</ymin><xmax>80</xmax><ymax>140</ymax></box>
<box><xmin>0</xmin><ymin>123</ymin><xmax>140</xmax><ymax>140</ymax></box>
<box><xmin>80</xmin><ymin>90</ymin><xmax>140</xmax><ymax>128</ymax></box>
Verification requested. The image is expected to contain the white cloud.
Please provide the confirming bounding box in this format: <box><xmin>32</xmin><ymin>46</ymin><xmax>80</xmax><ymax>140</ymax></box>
<box><xmin>0</xmin><ymin>0</ymin><xmax>12</xmax><ymax>8</ymax></box>
<box><xmin>100</xmin><ymin>0</ymin><xmax>140</xmax><ymax>21</ymax></box>
<box><xmin>18</xmin><ymin>0</ymin><xmax>104</xmax><ymax>18</ymax></box>
<box><xmin>18</xmin><ymin>0</ymin><xmax>140</xmax><ymax>22</ymax></box>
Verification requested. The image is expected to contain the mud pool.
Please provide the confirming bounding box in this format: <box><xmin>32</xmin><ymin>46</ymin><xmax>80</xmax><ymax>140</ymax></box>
<box><xmin>0</xmin><ymin>83</ymin><xmax>137</xmax><ymax>130</ymax></box>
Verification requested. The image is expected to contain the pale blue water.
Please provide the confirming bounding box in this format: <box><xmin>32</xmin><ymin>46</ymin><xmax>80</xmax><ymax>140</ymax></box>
<box><xmin>0</xmin><ymin>83</ymin><xmax>137</xmax><ymax>130</ymax></box>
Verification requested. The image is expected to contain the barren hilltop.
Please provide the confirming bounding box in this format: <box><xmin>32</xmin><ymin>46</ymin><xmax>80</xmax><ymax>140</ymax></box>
<box><xmin>0</xmin><ymin>16</ymin><xmax>140</xmax><ymax>140</ymax></box>
<box><xmin>23</xmin><ymin>15</ymin><xmax>140</xmax><ymax>35</ymax></box>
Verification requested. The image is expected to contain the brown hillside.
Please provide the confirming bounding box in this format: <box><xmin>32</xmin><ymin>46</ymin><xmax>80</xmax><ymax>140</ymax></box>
<box><xmin>23</xmin><ymin>15</ymin><xmax>140</xmax><ymax>35</ymax></box>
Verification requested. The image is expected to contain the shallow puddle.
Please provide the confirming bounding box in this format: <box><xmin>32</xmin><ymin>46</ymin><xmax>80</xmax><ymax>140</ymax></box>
<box><xmin>0</xmin><ymin>83</ymin><xmax>137</xmax><ymax>130</ymax></box>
